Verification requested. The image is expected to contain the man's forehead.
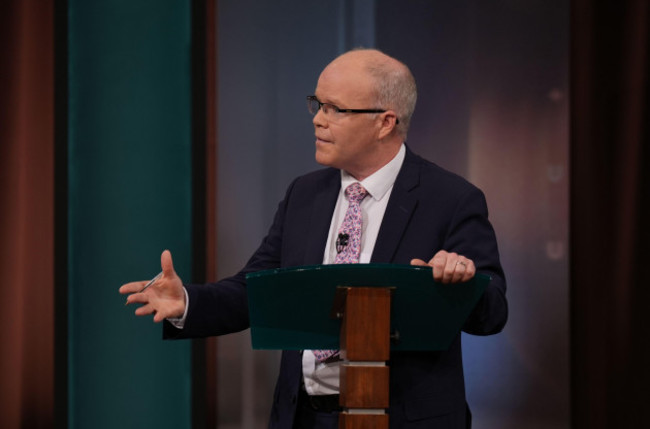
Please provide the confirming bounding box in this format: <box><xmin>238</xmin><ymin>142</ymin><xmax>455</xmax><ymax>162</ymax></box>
<box><xmin>314</xmin><ymin>84</ymin><xmax>372</xmax><ymax>107</ymax></box>
<box><xmin>315</xmin><ymin>65</ymin><xmax>374</xmax><ymax>104</ymax></box>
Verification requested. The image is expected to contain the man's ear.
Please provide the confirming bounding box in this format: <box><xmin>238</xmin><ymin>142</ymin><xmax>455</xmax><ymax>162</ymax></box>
<box><xmin>377</xmin><ymin>110</ymin><xmax>399</xmax><ymax>139</ymax></box>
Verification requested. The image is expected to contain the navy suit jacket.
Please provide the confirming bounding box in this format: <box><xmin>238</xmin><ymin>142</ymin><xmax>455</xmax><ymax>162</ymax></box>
<box><xmin>165</xmin><ymin>147</ymin><xmax>507</xmax><ymax>428</ymax></box>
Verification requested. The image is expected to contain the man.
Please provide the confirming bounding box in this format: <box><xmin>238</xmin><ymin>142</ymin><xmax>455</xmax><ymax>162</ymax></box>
<box><xmin>121</xmin><ymin>49</ymin><xmax>507</xmax><ymax>428</ymax></box>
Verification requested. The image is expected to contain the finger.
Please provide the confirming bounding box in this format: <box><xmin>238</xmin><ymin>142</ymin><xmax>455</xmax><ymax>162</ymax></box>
<box><xmin>410</xmin><ymin>258</ymin><xmax>429</xmax><ymax>266</ymax></box>
<box><xmin>153</xmin><ymin>310</ymin><xmax>167</xmax><ymax>323</ymax></box>
<box><xmin>429</xmin><ymin>251</ymin><xmax>451</xmax><ymax>282</ymax></box>
<box><xmin>161</xmin><ymin>249</ymin><xmax>176</xmax><ymax>278</ymax></box>
<box><xmin>440</xmin><ymin>252</ymin><xmax>460</xmax><ymax>284</ymax></box>
<box><xmin>125</xmin><ymin>292</ymin><xmax>150</xmax><ymax>306</ymax></box>
<box><xmin>119</xmin><ymin>281</ymin><xmax>148</xmax><ymax>295</ymax></box>
<box><xmin>430</xmin><ymin>249</ymin><xmax>448</xmax><ymax>263</ymax></box>
<box><xmin>451</xmin><ymin>259</ymin><xmax>467</xmax><ymax>283</ymax></box>
<box><xmin>461</xmin><ymin>260</ymin><xmax>476</xmax><ymax>282</ymax></box>
<box><xmin>134</xmin><ymin>303</ymin><xmax>156</xmax><ymax>316</ymax></box>
<box><xmin>151</xmin><ymin>301</ymin><xmax>184</xmax><ymax>323</ymax></box>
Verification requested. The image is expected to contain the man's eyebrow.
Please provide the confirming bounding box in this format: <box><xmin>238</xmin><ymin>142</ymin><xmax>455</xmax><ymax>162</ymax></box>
<box><xmin>314</xmin><ymin>93</ymin><xmax>342</xmax><ymax>106</ymax></box>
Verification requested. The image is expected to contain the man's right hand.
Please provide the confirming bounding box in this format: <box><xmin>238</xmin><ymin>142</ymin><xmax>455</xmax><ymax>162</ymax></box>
<box><xmin>120</xmin><ymin>250</ymin><xmax>186</xmax><ymax>323</ymax></box>
<box><xmin>411</xmin><ymin>250</ymin><xmax>476</xmax><ymax>284</ymax></box>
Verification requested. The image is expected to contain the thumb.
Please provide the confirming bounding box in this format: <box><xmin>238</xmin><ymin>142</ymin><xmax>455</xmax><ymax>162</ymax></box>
<box><xmin>161</xmin><ymin>249</ymin><xmax>176</xmax><ymax>277</ymax></box>
<box><xmin>410</xmin><ymin>258</ymin><xmax>429</xmax><ymax>266</ymax></box>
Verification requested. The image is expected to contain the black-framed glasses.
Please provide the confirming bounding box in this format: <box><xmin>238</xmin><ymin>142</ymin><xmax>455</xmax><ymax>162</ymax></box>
<box><xmin>307</xmin><ymin>95</ymin><xmax>391</xmax><ymax>117</ymax></box>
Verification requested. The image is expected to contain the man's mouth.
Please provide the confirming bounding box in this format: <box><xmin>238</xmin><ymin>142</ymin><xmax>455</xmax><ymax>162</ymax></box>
<box><xmin>315</xmin><ymin>136</ymin><xmax>332</xmax><ymax>144</ymax></box>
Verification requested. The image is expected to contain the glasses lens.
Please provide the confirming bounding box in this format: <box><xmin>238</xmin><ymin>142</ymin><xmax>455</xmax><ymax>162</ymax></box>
<box><xmin>307</xmin><ymin>97</ymin><xmax>320</xmax><ymax>115</ymax></box>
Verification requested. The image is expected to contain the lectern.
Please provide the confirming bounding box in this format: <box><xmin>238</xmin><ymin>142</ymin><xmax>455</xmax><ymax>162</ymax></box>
<box><xmin>246</xmin><ymin>264</ymin><xmax>489</xmax><ymax>428</ymax></box>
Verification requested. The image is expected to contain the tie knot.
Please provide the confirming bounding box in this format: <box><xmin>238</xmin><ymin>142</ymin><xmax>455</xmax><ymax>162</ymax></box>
<box><xmin>345</xmin><ymin>182</ymin><xmax>368</xmax><ymax>203</ymax></box>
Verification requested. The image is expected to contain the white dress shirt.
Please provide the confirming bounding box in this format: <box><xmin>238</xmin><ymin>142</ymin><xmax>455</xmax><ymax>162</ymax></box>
<box><xmin>302</xmin><ymin>144</ymin><xmax>406</xmax><ymax>395</ymax></box>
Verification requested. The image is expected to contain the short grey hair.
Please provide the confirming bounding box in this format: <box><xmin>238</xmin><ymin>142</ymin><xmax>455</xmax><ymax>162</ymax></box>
<box><xmin>358</xmin><ymin>49</ymin><xmax>417</xmax><ymax>139</ymax></box>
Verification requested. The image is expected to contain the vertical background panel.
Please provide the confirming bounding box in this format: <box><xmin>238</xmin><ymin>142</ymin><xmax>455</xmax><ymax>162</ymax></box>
<box><xmin>376</xmin><ymin>1</ymin><xmax>570</xmax><ymax>426</ymax></box>
<box><xmin>215</xmin><ymin>1</ymin><xmax>342</xmax><ymax>426</ymax></box>
<box><xmin>0</xmin><ymin>2</ymin><xmax>55</xmax><ymax>428</ymax></box>
<box><xmin>68</xmin><ymin>1</ymin><xmax>192</xmax><ymax>428</ymax></box>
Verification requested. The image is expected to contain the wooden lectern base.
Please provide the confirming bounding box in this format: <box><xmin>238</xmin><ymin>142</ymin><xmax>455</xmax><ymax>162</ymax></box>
<box><xmin>337</xmin><ymin>287</ymin><xmax>392</xmax><ymax>429</ymax></box>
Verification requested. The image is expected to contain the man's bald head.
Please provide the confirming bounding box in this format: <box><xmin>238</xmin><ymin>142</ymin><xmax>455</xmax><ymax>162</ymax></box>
<box><xmin>325</xmin><ymin>49</ymin><xmax>417</xmax><ymax>139</ymax></box>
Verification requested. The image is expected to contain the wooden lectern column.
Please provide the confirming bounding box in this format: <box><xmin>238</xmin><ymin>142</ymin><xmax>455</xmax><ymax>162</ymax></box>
<box><xmin>338</xmin><ymin>287</ymin><xmax>392</xmax><ymax>429</ymax></box>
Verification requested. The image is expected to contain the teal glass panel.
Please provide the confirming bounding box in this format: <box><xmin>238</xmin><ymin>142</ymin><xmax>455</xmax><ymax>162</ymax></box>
<box><xmin>247</xmin><ymin>264</ymin><xmax>489</xmax><ymax>351</ymax></box>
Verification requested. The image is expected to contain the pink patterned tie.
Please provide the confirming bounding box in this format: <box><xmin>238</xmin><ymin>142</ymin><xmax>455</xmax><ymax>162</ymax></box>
<box><xmin>313</xmin><ymin>182</ymin><xmax>369</xmax><ymax>363</ymax></box>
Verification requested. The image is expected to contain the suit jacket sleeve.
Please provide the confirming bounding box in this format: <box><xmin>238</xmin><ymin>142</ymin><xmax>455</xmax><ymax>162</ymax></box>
<box><xmin>446</xmin><ymin>185</ymin><xmax>507</xmax><ymax>335</ymax></box>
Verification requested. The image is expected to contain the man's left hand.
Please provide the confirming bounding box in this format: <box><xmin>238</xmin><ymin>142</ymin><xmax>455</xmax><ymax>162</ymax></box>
<box><xmin>411</xmin><ymin>250</ymin><xmax>476</xmax><ymax>284</ymax></box>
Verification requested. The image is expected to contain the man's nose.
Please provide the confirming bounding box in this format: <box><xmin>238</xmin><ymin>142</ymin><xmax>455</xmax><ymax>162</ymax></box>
<box><xmin>312</xmin><ymin>107</ymin><xmax>327</xmax><ymax>127</ymax></box>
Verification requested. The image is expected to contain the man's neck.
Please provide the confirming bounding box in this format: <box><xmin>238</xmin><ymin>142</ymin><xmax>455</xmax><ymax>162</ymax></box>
<box><xmin>347</xmin><ymin>142</ymin><xmax>404</xmax><ymax>181</ymax></box>
<box><xmin>344</xmin><ymin>143</ymin><xmax>406</xmax><ymax>183</ymax></box>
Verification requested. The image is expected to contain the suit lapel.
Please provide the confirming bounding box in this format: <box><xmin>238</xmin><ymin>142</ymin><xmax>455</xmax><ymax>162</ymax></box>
<box><xmin>303</xmin><ymin>171</ymin><xmax>340</xmax><ymax>265</ymax></box>
<box><xmin>371</xmin><ymin>149</ymin><xmax>420</xmax><ymax>263</ymax></box>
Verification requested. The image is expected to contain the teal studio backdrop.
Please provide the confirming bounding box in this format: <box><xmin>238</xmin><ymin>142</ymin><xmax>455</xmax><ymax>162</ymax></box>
<box><xmin>67</xmin><ymin>1</ymin><xmax>192</xmax><ymax>428</ymax></box>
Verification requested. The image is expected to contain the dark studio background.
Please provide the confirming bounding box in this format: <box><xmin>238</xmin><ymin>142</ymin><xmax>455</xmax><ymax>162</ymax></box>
<box><xmin>0</xmin><ymin>1</ymin><xmax>647</xmax><ymax>428</ymax></box>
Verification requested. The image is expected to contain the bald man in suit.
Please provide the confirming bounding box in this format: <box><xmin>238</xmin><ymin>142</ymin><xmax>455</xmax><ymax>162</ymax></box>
<box><xmin>122</xmin><ymin>49</ymin><xmax>507</xmax><ymax>429</ymax></box>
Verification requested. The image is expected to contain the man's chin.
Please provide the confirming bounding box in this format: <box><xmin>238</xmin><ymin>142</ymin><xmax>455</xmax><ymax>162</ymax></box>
<box><xmin>315</xmin><ymin>151</ymin><xmax>336</xmax><ymax>168</ymax></box>
<box><xmin>315</xmin><ymin>155</ymin><xmax>330</xmax><ymax>167</ymax></box>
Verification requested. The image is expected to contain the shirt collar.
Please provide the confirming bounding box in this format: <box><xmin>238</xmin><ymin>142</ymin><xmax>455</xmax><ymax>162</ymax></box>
<box><xmin>340</xmin><ymin>144</ymin><xmax>406</xmax><ymax>202</ymax></box>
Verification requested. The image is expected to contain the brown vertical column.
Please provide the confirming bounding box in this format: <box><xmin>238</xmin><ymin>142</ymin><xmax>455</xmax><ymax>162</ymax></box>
<box><xmin>204</xmin><ymin>0</ymin><xmax>219</xmax><ymax>425</ymax></box>
<box><xmin>0</xmin><ymin>1</ymin><xmax>55</xmax><ymax>428</ymax></box>
<box><xmin>571</xmin><ymin>1</ymin><xmax>650</xmax><ymax>427</ymax></box>
<box><xmin>338</xmin><ymin>287</ymin><xmax>391</xmax><ymax>429</ymax></box>
<box><xmin>192</xmin><ymin>0</ymin><xmax>219</xmax><ymax>428</ymax></box>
